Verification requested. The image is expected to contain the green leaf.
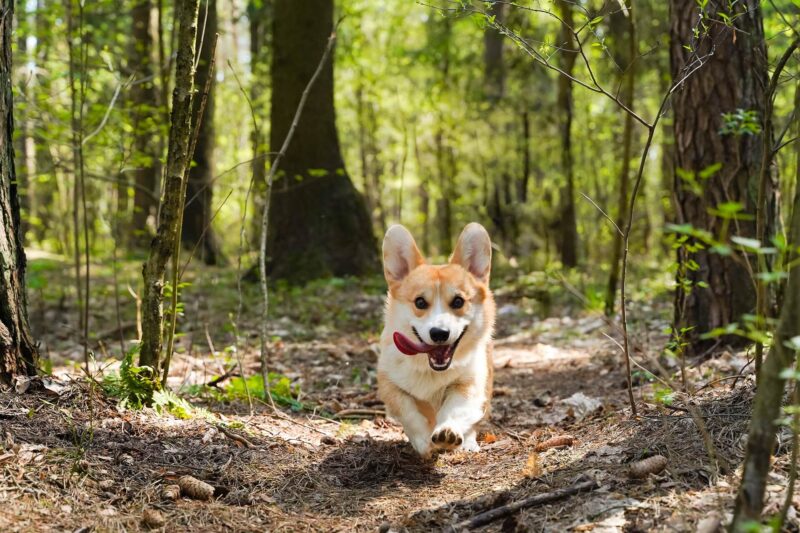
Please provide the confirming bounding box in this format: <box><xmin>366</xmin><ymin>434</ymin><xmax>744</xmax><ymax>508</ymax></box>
<box><xmin>786</xmin><ymin>336</ymin><xmax>800</xmax><ymax>352</ymax></box>
<box><xmin>730</xmin><ymin>236</ymin><xmax>762</xmax><ymax>250</ymax></box>
<box><xmin>698</xmin><ymin>162</ymin><xmax>722</xmax><ymax>179</ymax></box>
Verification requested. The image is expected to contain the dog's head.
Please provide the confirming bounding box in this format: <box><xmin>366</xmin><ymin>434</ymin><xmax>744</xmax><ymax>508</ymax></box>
<box><xmin>382</xmin><ymin>223</ymin><xmax>494</xmax><ymax>371</ymax></box>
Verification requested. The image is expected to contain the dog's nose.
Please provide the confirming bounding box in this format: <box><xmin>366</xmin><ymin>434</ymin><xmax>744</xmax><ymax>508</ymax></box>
<box><xmin>430</xmin><ymin>327</ymin><xmax>450</xmax><ymax>344</ymax></box>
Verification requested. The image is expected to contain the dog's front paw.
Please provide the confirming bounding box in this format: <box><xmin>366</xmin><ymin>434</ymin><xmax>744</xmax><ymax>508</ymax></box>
<box><xmin>431</xmin><ymin>426</ymin><xmax>463</xmax><ymax>450</ymax></box>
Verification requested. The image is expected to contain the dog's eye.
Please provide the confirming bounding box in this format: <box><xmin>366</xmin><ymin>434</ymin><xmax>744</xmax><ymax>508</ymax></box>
<box><xmin>451</xmin><ymin>296</ymin><xmax>465</xmax><ymax>309</ymax></box>
<box><xmin>414</xmin><ymin>297</ymin><xmax>428</xmax><ymax>310</ymax></box>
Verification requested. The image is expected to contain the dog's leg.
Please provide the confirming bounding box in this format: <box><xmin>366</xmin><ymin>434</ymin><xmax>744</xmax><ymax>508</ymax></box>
<box><xmin>431</xmin><ymin>381</ymin><xmax>487</xmax><ymax>452</ymax></box>
<box><xmin>378</xmin><ymin>374</ymin><xmax>435</xmax><ymax>458</ymax></box>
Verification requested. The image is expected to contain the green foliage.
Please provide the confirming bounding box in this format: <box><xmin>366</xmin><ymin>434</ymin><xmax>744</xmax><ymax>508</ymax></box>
<box><xmin>151</xmin><ymin>388</ymin><xmax>200</xmax><ymax>419</ymax></box>
<box><xmin>102</xmin><ymin>346</ymin><xmax>211</xmax><ymax>419</ymax></box>
<box><xmin>653</xmin><ymin>385</ymin><xmax>675</xmax><ymax>406</ymax></box>
<box><xmin>101</xmin><ymin>346</ymin><xmax>159</xmax><ymax>410</ymax></box>
<box><xmin>720</xmin><ymin>109</ymin><xmax>762</xmax><ymax>136</ymax></box>
<box><xmin>664</xmin><ymin>325</ymin><xmax>694</xmax><ymax>360</ymax></box>
<box><xmin>226</xmin><ymin>373</ymin><xmax>304</xmax><ymax>410</ymax></box>
<box><xmin>186</xmin><ymin>371</ymin><xmax>305</xmax><ymax>411</ymax></box>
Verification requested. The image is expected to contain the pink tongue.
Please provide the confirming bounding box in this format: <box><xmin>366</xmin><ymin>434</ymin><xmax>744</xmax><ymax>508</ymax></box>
<box><xmin>393</xmin><ymin>332</ymin><xmax>435</xmax><ymax>355</ymax></box>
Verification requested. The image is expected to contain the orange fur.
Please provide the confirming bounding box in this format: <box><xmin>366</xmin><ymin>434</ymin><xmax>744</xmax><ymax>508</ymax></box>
<box><xmin>378</xmin><ymin>223</ymin><xmax>496</xmax><ymax>457</ymax></box>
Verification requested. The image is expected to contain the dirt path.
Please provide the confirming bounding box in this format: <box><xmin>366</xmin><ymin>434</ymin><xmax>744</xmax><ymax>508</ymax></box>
<box><xmin>2</xmin><ymin>305</ymin><xmax>777</xmax><ymax>532</ymax></box>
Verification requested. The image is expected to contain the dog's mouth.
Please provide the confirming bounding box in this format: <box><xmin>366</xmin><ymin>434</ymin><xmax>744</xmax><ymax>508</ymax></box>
<box><xmin>392</xmin><ymin>327</ymin><xmax>467</xmax><ymax>372</ymax></box>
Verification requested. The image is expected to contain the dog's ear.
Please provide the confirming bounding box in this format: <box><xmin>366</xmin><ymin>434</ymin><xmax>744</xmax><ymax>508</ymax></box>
<box><xmin>450</xmin><ymin>223</ymin><xmax>492</xmax><ymax>283</ymax></box>
<box><xmin>383</xmin><ymin>225</ymin><xmax>425</xmax><ymax>288</ymax></box>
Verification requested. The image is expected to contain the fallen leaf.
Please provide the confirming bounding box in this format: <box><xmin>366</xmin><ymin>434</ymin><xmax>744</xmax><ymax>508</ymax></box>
<box><xmin>562</xmin><ymin>392</ymin><xmax>602</xmax><ymax>420</ymax></box>
<box><xmin>522</xmin><ymin>453</ymin><xmax>541</xmax><ymax>477</ymax></box>
<box><xmin>480</xmin><ymin>432</ymin><xmax>498</xmax><ymax>444</ymax></box>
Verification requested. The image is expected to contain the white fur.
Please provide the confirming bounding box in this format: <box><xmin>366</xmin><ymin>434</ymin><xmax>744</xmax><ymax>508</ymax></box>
<box><xmin>411</xmin><ymin>285</ymin><xmax>471</xmax><ymax>345</ymax></box>
<box><xmin>379</xmin><ymin>296</ymin><xmax>492</xmax><ymax>457</ymax></box>
<box><xmin>379</xmin><ymin>223</ymin><xmax>493</xmax><ymax>458</ymax></box>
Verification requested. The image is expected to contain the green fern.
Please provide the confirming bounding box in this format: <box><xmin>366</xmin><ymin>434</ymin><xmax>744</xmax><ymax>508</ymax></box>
<box><xmin>102</xmin><ymin>345</ymin><xmax>159</xmax><ymax>409</ymax></box>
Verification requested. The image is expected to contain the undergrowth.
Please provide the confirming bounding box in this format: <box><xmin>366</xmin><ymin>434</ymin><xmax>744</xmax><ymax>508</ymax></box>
<box><xmin>185</xmin><ymin>372</ymin><xmax>306</xmax><ymax>411</ymax></box>
<box><xmin>101</xmin><ymin>347</ymin><xmax>212</xmax><ymax>420</ymax></box>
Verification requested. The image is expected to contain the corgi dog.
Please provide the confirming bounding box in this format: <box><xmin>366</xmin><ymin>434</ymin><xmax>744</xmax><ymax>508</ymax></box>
<box><xmin>378</xmin><ymin>223</ymin><xmax>495</xmax><ymax>459</ymax></box>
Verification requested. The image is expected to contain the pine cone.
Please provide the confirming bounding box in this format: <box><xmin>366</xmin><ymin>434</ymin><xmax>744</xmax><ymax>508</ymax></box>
<box><xmin>629</xmin><ymin>454</ymin><xmax>668</xmax><ymax>478</ymax></box>
<box><xmin>178</xmin><ymin>475</ymin><xmax>215</xmax><ymax>500</ymax></box>
<box><xmin>162</xmin><ymin>484</ymin><xmax>181</xmax><ymax>501</ymax></box>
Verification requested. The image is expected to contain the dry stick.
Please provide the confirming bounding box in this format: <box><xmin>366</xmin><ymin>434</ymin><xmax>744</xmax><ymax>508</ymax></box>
<box><xmin>227</xmin><ymin>61</ymin><xmax>259</xmax><ymax>415</ymax></box>
<box><xmin>64</xmin><ymin>0</ymin><xmax>86</xmax><ymax>371</ymax></box>
<box><xmin>112</xmin><ymin>162</ymin><xmax>126</xmax><ymax>356</ymax></box>
<box><xmin>753</xmin><ymin>37</ymin><xmax>800</xmax><ymax>377</ymax></box>
<box><xmin>445</xmin><ymin>478</ymin><xmax>599</xmax><ymax>532</ymax></box>
<box><xmin>162</xmin><ymin>33</ymin><xmax>219</xmax><ymax>387</ymax></box>
<box><xmin>257</xmin><ymin>28</ymin><xmax>338</xmax><ymax>411</ymax></box>
<box><xmin>77</xmin><ymin>0</ymin><xmax>90</xmax><ymax>374</ymax></box>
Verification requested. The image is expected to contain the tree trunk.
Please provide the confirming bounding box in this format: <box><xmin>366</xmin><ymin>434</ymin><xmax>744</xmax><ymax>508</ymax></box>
<box><xmin>366</xmin><ymin>100</ymin><xmax>387</xmax><ymax>236</ymax></box>
<box><xmin>605</xmin><ymin>4</ymin><xmax>636</xmax><ymax>316</ymax></box>
<box><xmin>483</xmin><ymin>1</ymin><xmax>505</xmax><ymax>103</ymax></box>
<box><xmin>413</xmin><ymin>123</ymin><xmax>430</xmax><ymax>254</ymax></box>
<box><xmin>0</xmin><ymin>0</ymin><xmax>39</xmax><ymax>386</ymax></box>
<box><xmin>556</xmin><ymin>0</ymin><xmax>579</xmax><ymax>268</ymax></box>
<box><xmin>356</xmin><ymin>84</ymin><xmax>376</xmax><ymax>228</ymax></box>
<box><xmin>139</xmin><ymin>0</ymin><xmax>200</xmax><ymax>370</ymax></box>
<box><xmin>519</xmin><ymin>109</ymin><xmax>530</xmax><ymax>204</ymax></box>
<box><xmin>268</xmin><ymin>0</ymin><xmax>377</xmax><ymax>282</ymax></box>
<box><xmin>128</xmin><ymin>0</ymin><xmax>161</xmax><ymax>248</ymax></box>
<box><xmin>247</xmin><ymin>0</ymin><xmax>270</xmax><ymax>249</ymax></box>
<box><xmin>435</xmin><ymin>129</ymin><xmax>453</xmax><ymax>255</ymax></box>
<box><xmin>182</xmin><ymin>0</ymin><xmax>222</xmax><ymax>265</ymax></box>
<box><xmin>669</xmin><ymin>0</ymin><xmax>770</xmax><ymax>355</ymax></box>
<box><xmin>731</xmin><ymin>106</ymin><xmax>800</xmax><ymax>528</ymax></box>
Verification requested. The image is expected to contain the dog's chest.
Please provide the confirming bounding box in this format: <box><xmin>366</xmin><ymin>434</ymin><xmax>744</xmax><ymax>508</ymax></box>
<box><xmin>389</xmin><ymin>350</ymin><xmax>482</xmax><ymax>404</ymax></box>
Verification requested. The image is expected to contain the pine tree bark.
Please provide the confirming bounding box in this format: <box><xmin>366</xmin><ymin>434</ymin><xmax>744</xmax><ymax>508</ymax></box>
<box><xmin>556</xmin><ymin>0</ymin><xmax>579</xmax><ymax>268</ymax></box>
<box><xmin>268</xmin><ymin>0</ymin><xmax>377</xmax><ymax>281</ymax></box>
<box><xmin>139</xmin><ymin>0</ymin><xmax>200</xmax><ymax>370</ymax></box>
<box><xmin>128</xmin><ymin>0</ymin><xmax>161</xmax><ymax>248</ymax></box>
<box><xmin>182</xmin><ymin>0</ymin><xmax>222</xmax><ymax>265</ymax></box>
<box><xmin>669</xmin><ymin>0</ymin><xmax>770</xmax><ymax>354</ymax></box>
<box><xmin>0</xmin><ymin>0</ymin><xmax>39</xmax><ymax>386</ymax></box>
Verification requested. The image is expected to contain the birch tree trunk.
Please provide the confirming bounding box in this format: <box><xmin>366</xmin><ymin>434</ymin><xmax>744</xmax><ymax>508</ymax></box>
<box><xmin>139</xmin><ymin>0</ymin><xmax>200</xmax><ymax>370</ymax></box>
<box><xmin>731</xmin><ymin>76</ymin><xmax>800</xmax><ymax>529</ymax></box>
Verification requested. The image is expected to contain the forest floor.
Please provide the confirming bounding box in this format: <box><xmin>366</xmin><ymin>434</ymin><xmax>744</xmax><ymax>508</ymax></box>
<box><xmin>0</xmin><ymin>256</ymin><xmax>797</xmax><ymax>532</ymax></box>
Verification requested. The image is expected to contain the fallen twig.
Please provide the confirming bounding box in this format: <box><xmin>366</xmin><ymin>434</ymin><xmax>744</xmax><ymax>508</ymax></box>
<box><xmin>445</xmin><ymin>478</ymin><xmax>599</xmax><ymax>531</ymax></box>
<box><xmin>216</xmin><ymin>425</ymin><xmax>254</xmax><ymax>448</ymax></box>
<box><xmin>332</xmin><ymin>408</ymin><xmax>385</xmax><ymax>419</ymax></box>
<box><xmin>204</xmin><ymin>365</ymin><xmax>238</xmax><ymax>388</ymax></box>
